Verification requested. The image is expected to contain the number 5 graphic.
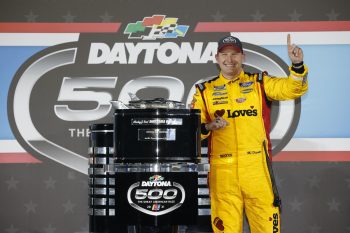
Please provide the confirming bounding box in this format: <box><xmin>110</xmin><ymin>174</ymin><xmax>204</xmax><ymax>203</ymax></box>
<box><xmin>54</xmin><ymin>77</ymin><xmax>117</xmax><ymax>121</ymax></box>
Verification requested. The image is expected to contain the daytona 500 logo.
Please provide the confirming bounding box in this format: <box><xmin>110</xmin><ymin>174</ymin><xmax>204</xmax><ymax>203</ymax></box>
<box><xmin>127</xmin><ymin>175</ymin><xmax>185</xmax><ymax>216</ymax></box>
<box><xmin>7</xmin><ymin>15</ymin><xmax>301</xmax><ymax>173</ymax></box>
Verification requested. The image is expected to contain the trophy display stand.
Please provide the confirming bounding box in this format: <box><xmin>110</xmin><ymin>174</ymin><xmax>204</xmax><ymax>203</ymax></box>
<box><xmin>89</xmin><ymin>100</ymin><xmax>210</xmax><ymax>233</ymax></box>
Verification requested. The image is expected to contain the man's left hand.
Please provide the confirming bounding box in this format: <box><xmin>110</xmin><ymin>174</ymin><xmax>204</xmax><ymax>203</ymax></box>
<box><xmin>287</xmin><ymin>34</ymin><xmax>303</xmax><ymax>64</ymax></box>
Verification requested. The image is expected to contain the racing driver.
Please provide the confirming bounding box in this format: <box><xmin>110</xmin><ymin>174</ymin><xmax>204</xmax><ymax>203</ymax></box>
<box><xmin>191</xmin><ymin>34</ymin><xmax>308</xmax><ymax>233</ymax></box>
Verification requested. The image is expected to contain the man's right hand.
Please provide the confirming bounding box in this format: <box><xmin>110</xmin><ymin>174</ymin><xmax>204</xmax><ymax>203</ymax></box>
<box><xmin>205</xmin><ymin>117</ymin><xmax>230</xmax><ymax>131</ymax></box>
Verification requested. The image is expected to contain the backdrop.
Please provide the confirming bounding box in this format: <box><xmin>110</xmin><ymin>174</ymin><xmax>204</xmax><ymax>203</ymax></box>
<box><xmin>1</xmin><ymin>0</ymin><xmax>350</xmax><ymax>233</ymax></box>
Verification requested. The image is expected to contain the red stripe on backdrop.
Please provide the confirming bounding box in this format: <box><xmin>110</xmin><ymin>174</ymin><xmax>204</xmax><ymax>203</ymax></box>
<box><xmin>1</xmin><ymin>152</ymin><xmax>350</xmax><ymax>163</ymax></box>
<box><xmin>0</xmin><ymin>22</ymin><xmax>121</xmax><ymax>33</ymax></box>
<box><xmin>273</xmin><ymin>151</ymin><xmax>350</xmax><ymax>162</ymax></box>
<box><xmin>0</xmin><ymin>153</ymin><xmax>42</xmax><ymax>163</ymax></box>
<box><xmin>194</xmin><ymin>21</ymin><xmax>350</xmax><ymax>32</ymax></box>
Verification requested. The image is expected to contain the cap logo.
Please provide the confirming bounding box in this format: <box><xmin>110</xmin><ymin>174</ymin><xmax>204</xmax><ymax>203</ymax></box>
<box><xmin>223</xmin><ymin>37</ymin><xmax>236</xmax><ymax>43</ymax></box>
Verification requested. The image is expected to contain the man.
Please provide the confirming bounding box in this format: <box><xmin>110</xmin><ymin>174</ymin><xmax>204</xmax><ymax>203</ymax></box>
<box><xmin>191</xmin><ymin>34</ymin><xmax>308</xmax><ymax>233</ymax></box>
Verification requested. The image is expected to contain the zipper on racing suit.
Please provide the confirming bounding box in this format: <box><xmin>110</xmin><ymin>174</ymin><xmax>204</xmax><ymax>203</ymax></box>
<box><xmin>263</xmin><ymin>140</ymin><xmax>282</xmax><ymax>212</ymax></box>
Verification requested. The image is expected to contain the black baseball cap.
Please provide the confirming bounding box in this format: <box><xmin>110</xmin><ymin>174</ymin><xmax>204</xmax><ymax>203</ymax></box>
<box><xmin>217</xmin><ymin>35</ymin><xmax>243</xmax><ymax>53</ymax></box>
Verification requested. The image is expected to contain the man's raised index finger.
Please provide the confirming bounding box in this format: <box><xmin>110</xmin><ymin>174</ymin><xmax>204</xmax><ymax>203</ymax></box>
<box><xmin>287</xmin><ymin>33</ymin><xmax>291</xmax><ymax>46</ymax></box>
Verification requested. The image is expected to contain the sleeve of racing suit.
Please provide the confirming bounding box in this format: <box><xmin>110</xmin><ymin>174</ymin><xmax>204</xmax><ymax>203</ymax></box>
<box><xmin>263</xmin><ymin>65</ymin><xmax>308</xmax><ymax>101</ymax></box>
<box><xmin>191</xmin><ymin>84</ymin><xmax>212</xmax><ymax>140</ymax></box>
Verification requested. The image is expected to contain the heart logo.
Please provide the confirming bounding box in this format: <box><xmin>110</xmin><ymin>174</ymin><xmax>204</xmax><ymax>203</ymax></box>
<box><xmin>214</xmin><ymin>109</ymin><xmax>225</xmax><ymax>117</ymax></box>
<box><xmin>213</xmin><ymin>217</ymin><xmax>225</xmax><ymax>231</ymax></box>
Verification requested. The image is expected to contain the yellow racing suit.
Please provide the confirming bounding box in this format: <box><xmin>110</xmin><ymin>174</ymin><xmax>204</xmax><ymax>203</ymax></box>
<box><xmin>191</xmin><ymin>66</ymin><xmax>308</xmax><ymax>233</ymax></box>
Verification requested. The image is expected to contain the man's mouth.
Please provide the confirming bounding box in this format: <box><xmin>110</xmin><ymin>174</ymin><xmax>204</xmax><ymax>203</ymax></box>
<box><xmin>224</xmin><ymin>63</ymin><xmax>236</xmax><ymax>67</ymax></box>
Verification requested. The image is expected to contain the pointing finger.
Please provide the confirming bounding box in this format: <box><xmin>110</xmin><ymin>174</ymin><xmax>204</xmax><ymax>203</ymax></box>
<box><xmin>287</xmin><ymin>33</ymin><xmax>291</xmax><ymax>46</ymax></box>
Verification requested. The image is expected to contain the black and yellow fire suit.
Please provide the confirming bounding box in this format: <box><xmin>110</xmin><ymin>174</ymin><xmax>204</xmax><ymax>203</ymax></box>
<box><xmin>191</xmin><ymin>66</ymin><xmax>308</xmax><ymax>233</ymax></box>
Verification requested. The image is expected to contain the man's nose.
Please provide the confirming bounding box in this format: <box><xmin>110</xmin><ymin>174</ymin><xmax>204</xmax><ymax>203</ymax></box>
<box><xmin>225</xmin><ymin>55</ymin><xmax>233</xmax><ymax>62</ymax></box>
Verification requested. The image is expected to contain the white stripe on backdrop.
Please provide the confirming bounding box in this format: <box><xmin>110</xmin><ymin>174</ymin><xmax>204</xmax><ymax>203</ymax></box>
<box><xmin>1</xmin><ymin>31</ymin><xmax>350</xmax><ymax>46</ymax></box>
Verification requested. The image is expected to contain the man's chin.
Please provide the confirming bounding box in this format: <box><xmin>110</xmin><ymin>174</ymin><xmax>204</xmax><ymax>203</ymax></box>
<box><xmin>221</xmin><ymin>69</ymin><xmax>241</xmax><ymax>79</ymax></box>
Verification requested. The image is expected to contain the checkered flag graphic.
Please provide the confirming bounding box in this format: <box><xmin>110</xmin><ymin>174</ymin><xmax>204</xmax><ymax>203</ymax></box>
<box><xmin>154</xmin><ymin>24</ymin><xmax>177</xmax><ymax>35</ymax></box>
<box><xmin>143</xmin><ymin>24</ymin><xmax>177</xmax><ymax>40</ymax></box>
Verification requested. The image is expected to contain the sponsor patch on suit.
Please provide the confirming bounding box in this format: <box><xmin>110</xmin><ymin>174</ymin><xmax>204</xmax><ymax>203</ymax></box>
<box><xmin>219</xmin><ymin>153</ymin><xmax>232</xmax><ymax>158</ymax></box>
<box><xmin>212</xmin><ymin>92</ymin><xmax>228</xmax><ymax>96</ymax></box>
<box><xmin>241</xmin><ymin>88</ymin><xmax>253</xmax><ymax>94</ymax></box>
<box><xmin>239</xmin><ymin>81</ymin><xmax>253</xmax><ymax>88</ymax></box>
<box><xmin>213</xmin><ymin>101</ymin><xmax>228</xmax><ymax>105</ymax></box>
<box><xmin>235</xmin><ymin>98</ymin><xmax>246</xmax><ymax>103</ymax></box>
<box><xmin>214</xmin><ymin>85</ymin><xmax>226</xmax><ymax>91</ymax></box>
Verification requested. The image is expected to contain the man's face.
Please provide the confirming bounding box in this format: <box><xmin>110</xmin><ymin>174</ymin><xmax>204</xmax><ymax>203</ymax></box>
<box><xmin>215</xmin><ymin>46</ymin><xmax>244</xmax><ymax>79</ymax></box>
